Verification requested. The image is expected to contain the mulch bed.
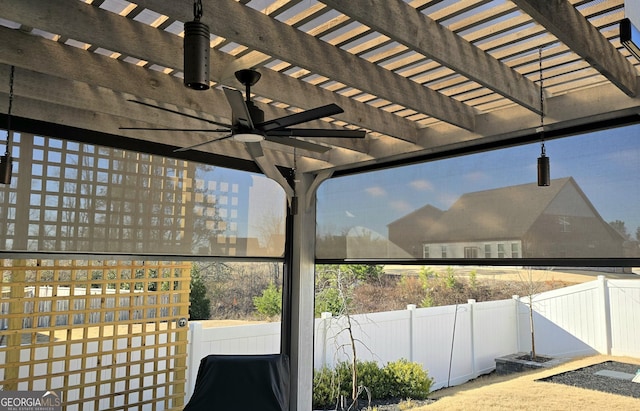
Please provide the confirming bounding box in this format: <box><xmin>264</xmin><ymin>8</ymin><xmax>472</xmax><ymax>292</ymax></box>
<box><xmin>537</xmin><ymin>361</ymin><xmax>640</xmax><ymax>399</ymax></box>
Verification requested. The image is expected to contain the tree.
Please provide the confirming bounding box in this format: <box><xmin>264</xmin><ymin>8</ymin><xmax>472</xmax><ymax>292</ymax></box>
<box><xmin>253</xmin><ymin>282</ymin><xmax>282</xmax><ymax>319</ymax></box>
<box><xmin>316</xmin><ymin>265</ymin><xmax>372</xmax><ymax>410</ymax></box>
<box><xmin>189</xmin><ymin>265</ymin><xmax>211</xmax><ymax>320</ymax></box>
<box><xmin>518</xmin><ymin>267</ymin><xmax>550</xmax><ymax>360</ymax></box>
<box><xmin>609</xmin><ymin>220</ymin><xmax>630</xmax><ymax>239</ymax></box>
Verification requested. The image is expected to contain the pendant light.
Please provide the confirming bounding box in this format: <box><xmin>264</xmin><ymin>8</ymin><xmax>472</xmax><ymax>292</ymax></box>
<box><xmin>0</xmin><ymin>66</ymin><xmax>15</xmax><ymax>185</ymax></box>
<box><xmin>184</xmin><ymin>0</ymin><xmax>210</xmax><ymax>90</ymax></box>
<box><xmin>537</xmin><ymin>47</ymin><xmax>550</xmax><ymax>187</ymax></box>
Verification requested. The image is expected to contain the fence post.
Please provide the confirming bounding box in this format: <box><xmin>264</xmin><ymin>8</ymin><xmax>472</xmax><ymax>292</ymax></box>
<box><xmin>407</xmin><ymin>304</ymin><xmax>417</xmax><ymax>362</ymax></box>
<box><xmin>320</xmin><ymin>312</ymin><xmax>332</xmax><ymax>368</ymax></box>
<box><xmin>186</xmin><ymin>321</ymin><xmax>203</xmax><ymax>401</ymax></box>
<box><xmin>467</xmin><ymin>299</ymin><xmax>476</xmax><ymax>377</ymax></box>
<box><xmin>598</xmin><ymin>275</ymin><xmax>612</xmax><ymax>355</ymax></box>
<box><xmin>512</xmin><ymin>295</ymin><xmax>521</xmax><ymax>353</ymax></box>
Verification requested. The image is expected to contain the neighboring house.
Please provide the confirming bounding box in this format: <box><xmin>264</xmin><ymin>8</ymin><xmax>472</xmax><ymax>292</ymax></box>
<box><xmin>386</xmin><ymin>205</ymin><xmax>444</xmax><ymax>258</ymax></box>
<box><xmin>388</xmin><ymin>177</ymin><xmax>626</xmax><ymax>259</ymax></box>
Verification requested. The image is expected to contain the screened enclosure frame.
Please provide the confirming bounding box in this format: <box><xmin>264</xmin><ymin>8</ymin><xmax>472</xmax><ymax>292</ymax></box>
<box><xmin>2</xmin><ymin>112</ymin><xmax>639</xmax><ymax>268</ymax></box>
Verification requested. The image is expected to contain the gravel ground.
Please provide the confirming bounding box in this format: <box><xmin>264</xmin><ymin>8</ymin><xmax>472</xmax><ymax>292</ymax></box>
<box><xmin>538</xmin><ymin>361</ymin><xmax>640</xmax><ymax>398</ymax></box>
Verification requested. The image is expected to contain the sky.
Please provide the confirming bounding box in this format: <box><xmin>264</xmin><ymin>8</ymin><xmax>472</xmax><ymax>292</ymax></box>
<box><xmin>316</xmin><ymin>123</ymin><xmax>640</xmax><ymax>239</ymax></box>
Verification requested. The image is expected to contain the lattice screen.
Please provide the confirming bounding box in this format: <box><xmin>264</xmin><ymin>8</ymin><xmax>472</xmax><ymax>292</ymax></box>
<box><xmin>0</xmin><ymin>259</ymin><xmax>191</xmax><ymax>411</ymax></box>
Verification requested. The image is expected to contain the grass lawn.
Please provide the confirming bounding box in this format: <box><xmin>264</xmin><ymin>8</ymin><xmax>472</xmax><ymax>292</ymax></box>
<box><xmin>411</xmin><ymin>355</ymin><xmax>640</xmax><ymax>410</ymax></box>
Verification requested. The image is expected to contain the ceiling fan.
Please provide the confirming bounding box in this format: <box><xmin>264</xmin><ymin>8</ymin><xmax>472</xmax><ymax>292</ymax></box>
<box><xmin>120</xmin><ymin>69</ymin><xmax>366</xmax><ymax>154</ymax></box>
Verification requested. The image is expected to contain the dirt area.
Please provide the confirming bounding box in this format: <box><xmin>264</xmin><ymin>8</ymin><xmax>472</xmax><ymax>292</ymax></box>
<box><xmin>410</xmin><ymin>355</ymin><xmax>640</xmax><ymax>410</ymax></box>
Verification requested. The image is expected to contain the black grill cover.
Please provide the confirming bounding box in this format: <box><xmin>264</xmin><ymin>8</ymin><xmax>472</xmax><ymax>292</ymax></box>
<box><xmin>184</xmin><ymin>354</ymin><xmax>290</xmax><ymax>411</ymax></box>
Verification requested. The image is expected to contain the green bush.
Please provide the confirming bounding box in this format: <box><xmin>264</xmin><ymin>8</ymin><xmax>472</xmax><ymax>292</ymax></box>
<box><xmin>313</xmin><ymin>366</ymin><xmax>340</xmax><ymax>409</ymax></box>
<box><xmin>253</xmin><ymin>283</ymin><xmax>282</xmax><ymax>318</ymax></box>
<box><xmin>312</xmin><ymin>359</ymin><xmax>432</xmax><ymax>409</ymax></box>
<box><xmin>357</xmin><ymin>360</ymin><xmax>390</xmax><ymax>399</ymax></box>
<box><xmin>383</xmin><ymin>359</ymin><xmax>433</xmax><ymax>399</ymax></box>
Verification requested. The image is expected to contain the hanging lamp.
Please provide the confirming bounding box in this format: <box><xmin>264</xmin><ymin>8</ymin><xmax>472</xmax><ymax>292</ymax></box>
<box><xmin>0</xmin><ymin>66</ymin><xmax>15</xmax><ymax>185</ymax></box>
<box><xmin>537</xmin><ymin>47</ymin><xmax>550</xmax><ymax>187</ymax></box>
<box><xmin>184</xmin><ymin>0</ymin><xmax>210</xmax><ymax>90</ymax></box>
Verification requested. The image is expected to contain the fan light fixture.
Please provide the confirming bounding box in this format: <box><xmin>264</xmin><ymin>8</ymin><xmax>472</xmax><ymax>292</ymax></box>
<box><xmin>183</xmin><ymin>0</ymin><xmax>210</xmax><ymax>90</ymax></box>
<box><xmin>233</xmin><ymin>133</ymin><xmax>264</xmax><ymax>143</ymax></box>
<box><xmin>0</xmin><ymin>66</ymin><xmax>15</xmax><ymax>185</ymax></box>
<box><xmin>536</xmin><ymin>47</ymin><xmax>550</xmax><ymax>187</ymax></box>
<box><xmin>620</xmin><ymin>18</ymin><xmax>640</xmax><ymax>60</ymax></box>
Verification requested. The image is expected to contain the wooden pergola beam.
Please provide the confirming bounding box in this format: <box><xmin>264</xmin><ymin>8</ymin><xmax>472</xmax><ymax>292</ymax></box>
<box><xmin>136</xmin><ymin>0</ymin><xmax>478</xmax><ymax>131</ymax></box>
<box><xmin>322</xmin><ymin>0</ymin><xmax>543</xmax><ymax>114</ymax></box>
<box><xmin>512</xmin><ymin>0</ymin><xmax>638</xmax><ymax>97</ymax></box>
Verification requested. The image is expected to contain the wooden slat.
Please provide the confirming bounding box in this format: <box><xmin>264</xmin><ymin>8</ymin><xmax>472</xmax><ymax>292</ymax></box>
<box><xmin>323</xmin><ymin>0</ymin><xmax>543</xmax><ymax>114</ymax></box>
<box><xmin>512</xmin><ymin>0</ymin><xmax>638</xmax><ymax>96</ymax></box>
<box><xmin>137</xmin><ymin>0</ymin><xmax>478</xmax><ymax>131</ymax></box>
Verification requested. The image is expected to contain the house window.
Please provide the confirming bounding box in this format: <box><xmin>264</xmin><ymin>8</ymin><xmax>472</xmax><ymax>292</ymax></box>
<box><xmin>423</xmin><ymin>244</ymin><xmax>430</xmax><ymax>258</ymax></box>
<box><xmin>497</xmin><ymin>243</ymin><xmax>505</xmax><ymax>258</ymax></box>
<box><xmin>511</xmin><ymin>243</ymin><xmax>519</xmax><ymax>258</ymax></box>
<box><xmin>559</xmin><ymin>216</ymin><xmax>571</xmax><ymax>232</ymax></box>
<box><xmin>484</xmin><ymin>244</ymin><xmax>491</xmax><ymax>258</ymax></box>
<box><xmin>464</xmin><ymin>247</ymin><xmax>479</xmax><ymax>258</ymax></box>
<box><xmin>441</xmin><ymin>246</ymin><xmax>447</xmax><ymax>258</ymax></box>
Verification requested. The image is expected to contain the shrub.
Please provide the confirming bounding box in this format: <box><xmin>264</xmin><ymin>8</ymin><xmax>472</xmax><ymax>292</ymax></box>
<box><xmin>313</xmin><ymin>366</ymin><xmax>340</xmax><ymax>409</ymax></box>
<box><xmin>189</xmin><ymin>267</ymin><xmax>211</xmax><ymax>320</ymax></box>
<box><xmin>357</xmin><ymin>360</ymin><xmax>390</xmax><ymax>399</ymax></box>
<box><xmin>253</xmin><ymin>283</ymin><xmax>282</xmax><ymax>319</ymax></box>
<box><xmin>312</xmin><ymin>360</ymin><xmax>431</xmax><ymax>409</ymax></box>
<box><xmin>383</xmin><ymin>359</ymin><xmax>432</xmax><ymax>399</ymax></box>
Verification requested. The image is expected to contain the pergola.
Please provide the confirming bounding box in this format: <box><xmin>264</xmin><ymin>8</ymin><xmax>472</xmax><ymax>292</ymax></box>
<box><xmin>1</xmin><ymin>1</ymin><xmax>639</xmax><ymax>409</ymax></box>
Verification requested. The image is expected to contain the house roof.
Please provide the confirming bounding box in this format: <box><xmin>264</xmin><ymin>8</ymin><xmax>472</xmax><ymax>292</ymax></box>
<box><xmin>0</xmin><ymin>1</ymin><xmax>638</xmax><ymax>181</ymax></box>
<box><xmin>388</xmin><ymin>204</ymin><xmax>444</xmax><ymax>229</ymax></box>
<box><xmin>419</xmin><ymin>176</ymin><xmax>575</xmax><ymax>242</ymax></box>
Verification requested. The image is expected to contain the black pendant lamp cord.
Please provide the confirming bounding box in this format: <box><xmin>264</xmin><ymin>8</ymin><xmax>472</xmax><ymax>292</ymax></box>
<box><xmin>194</xmin><ymin>0</ymin><xmax>203</xmax><ymax>21</ymax></box>
<box><xmin>5</xmin><ymin>65</ymin><xmax>14</xmax><ymax>156</ymax></box>
<box><xmin>538</xmin><ymin>47</ymin><xmax>545</xmax><ymax>156</ymax></box>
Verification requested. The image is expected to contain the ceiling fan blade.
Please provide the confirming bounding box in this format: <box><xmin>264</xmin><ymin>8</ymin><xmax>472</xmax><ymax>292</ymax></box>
<box><xmin>266</xmin><ymin>128</ymin><xmax>366</xmax><ymax>138</ymax></box>
<box><xmin>120</xmin><ymin>127</ymin><xmax>230</xmax><ymax>132</ymax></box>
<box><xmin>257</xmin><ymin>103</ymin><xmax>344</xmax><ymax>132</ymax></box>
<box><xmin>263</xmin><ymin>136</ymin><xmax>331</xmax><ymax>153</ymax></box>
<box><xmin>127</xmin><ymin>99</ymin><xmax>230</xmax><ymax>128</ymax></box>
<box><xmin>223</xmin><ymin>87</ymin><xmax>254</xmax><ymax>128</ymax></box>
<box><xmin>173</xmin><ymin>133</ymin><xmax>234</xmax><ymax>152</ymax></box>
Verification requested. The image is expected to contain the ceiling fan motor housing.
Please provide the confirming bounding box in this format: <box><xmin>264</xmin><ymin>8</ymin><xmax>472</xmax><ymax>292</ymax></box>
<box><xmin>183</xmin><ymin>20</ymin><xmax>210</xmax><ymax>90</ymax></box>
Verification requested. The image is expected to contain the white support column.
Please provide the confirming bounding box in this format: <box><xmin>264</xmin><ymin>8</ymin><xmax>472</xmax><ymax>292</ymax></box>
<box><xmin>289</xmin><ymin>172</ymin><xmax>318</xmax><ymax>411</ymax></box>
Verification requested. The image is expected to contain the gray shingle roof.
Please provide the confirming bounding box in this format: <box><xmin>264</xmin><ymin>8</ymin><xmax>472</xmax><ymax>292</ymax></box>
<box><xmin>422</xmin><ymin>177</ymin><xmax>574</xmax><ymax>242</ymax></box>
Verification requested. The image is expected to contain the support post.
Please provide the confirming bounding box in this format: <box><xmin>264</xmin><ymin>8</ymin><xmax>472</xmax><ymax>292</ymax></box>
<box><xmin>407</xmin><ymin>304</ymin><xmax>416</xmax><ymax>362</ymax></box>
<box><xmin>598</xmin><ymin>275</ymin><xmax>612</xmax><ymax>355</ymax></box>
<box><xmin>467</xmin><ymin>299</ymin><xmax>476</xmax><ymax>377</ymax></box>
<box><xmin>512</xmin><ymin>295</ymin><xmax>521</xmax><ymax>353</ymax></box>
<box><xmin>320</xmin><ymin>312</ymin><xmax>332</xmax><ymax>368</ymax></box>
<box><xmin>287</xmin><ymin>172</ymin><xmax>317</xmax><ymax>410</ymax></box>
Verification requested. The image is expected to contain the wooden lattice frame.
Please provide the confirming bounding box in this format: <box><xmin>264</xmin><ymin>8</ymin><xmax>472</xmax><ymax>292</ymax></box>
<box><xmin>0</xmin><ymin>259</ymin><xmax>191</xmax><ymax>411</ymax></box>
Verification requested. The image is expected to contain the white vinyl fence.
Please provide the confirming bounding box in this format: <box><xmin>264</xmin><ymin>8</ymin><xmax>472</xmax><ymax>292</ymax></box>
<box><xmin>186</xmin><ymin>276</ymin><xmax>640</xmax><ymax>396</ymax></box>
